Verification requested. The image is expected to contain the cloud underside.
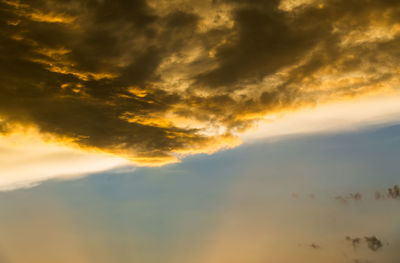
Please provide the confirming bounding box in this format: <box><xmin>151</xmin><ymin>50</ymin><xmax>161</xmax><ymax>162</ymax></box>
<box><xmin>1</xmin><ymin>0</ymin><xmax>400</xmax><ymax>164</ymax></box>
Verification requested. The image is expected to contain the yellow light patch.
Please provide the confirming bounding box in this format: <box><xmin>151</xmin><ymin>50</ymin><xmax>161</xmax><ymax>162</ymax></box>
<box><xmin>127</xmin><ymin>86</ymin><xmax>148</xmax><ymax>98</ymax></box>
<box><xmin>121</xmin><ymin>112</ymin><xmax>173</xmax><ymax>129</ymax></box>
<box><xmin>0</xmin><ymin>125</ymin><xmax>129</xmax><ymax>191</ymax></box>
<box><xmin>28</xmin><ymin>11</ymin><xmax>76</xmax><ymax>24</ymax></box>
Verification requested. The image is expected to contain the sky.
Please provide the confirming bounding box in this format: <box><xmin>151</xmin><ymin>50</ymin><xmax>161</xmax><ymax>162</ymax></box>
<box><xmin>1</xmin><ymin>125</ymin><xmax>400</xmax><ymax>263</ymax></box>
<box><xmin>0</xmin><ymin>0</ymin><xmax>400</xmax><ymax>262</ymax></box>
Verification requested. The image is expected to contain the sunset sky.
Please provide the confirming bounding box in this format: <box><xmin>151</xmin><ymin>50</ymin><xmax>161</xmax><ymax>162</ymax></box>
<box><xmin>0</xmin><ymin>0</ymin><xmax>400</xmax><ymax>262</ymax></box>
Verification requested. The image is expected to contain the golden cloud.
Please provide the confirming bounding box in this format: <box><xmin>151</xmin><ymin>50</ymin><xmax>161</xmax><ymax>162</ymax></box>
<box><xmin>1</xmin><ymin>0</ymin><xmax>400</xmax><ymax>164</ymax></box>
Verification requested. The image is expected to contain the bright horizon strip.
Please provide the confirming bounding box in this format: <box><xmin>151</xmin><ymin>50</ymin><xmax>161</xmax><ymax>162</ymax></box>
<box><xmin>1</xmin><ymin>93</ymin><xmax>400</xmax><ymax>191</ymax></box>
<box><xmin>0</xmin><ymin>130</ymin><xmax>129</xmax><ymax>191</ymax></box>
<box><xmin>242</xmin><ymin>93</ymin><xmax>400</xmax><ymax>141</ymax></box>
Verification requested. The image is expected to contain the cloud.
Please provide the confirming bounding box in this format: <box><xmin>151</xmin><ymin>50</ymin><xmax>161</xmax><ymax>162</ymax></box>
<box><xmin>364</xmin><ymin>236</ymin><xmax>383</xmax><ymax>252</ymax></box>
<box><xmin>335</xmin><ymin>193</ymin><xmax>362</xmax><ymax>204</ymax></box>
<box><xmin>332</xmin><ymin>184</ymin><xmax>400</xmax><ymax>203</ymax></box>
<box><xmin>346</xmin><ymin>236</ymin><xmax>362</xmax><ymax>250</ymax></box>
<box><xmin>346</xmin><ymin>236</ymin><xmax>384</xmax><ymax>252</ymax></box>
<box><xmin>309</xmin><ymin>243</ymin><xmax>321</xmax><ymax>250</ymax></box>
<box><xmin>0</xmin><ymin>128</ymin><xmax>128</xmax><ymax>191</ymax></box>
<box><xmin>375</xmin><ymin>185</ymin><xmax>400</xmax><ymax>200</ymax></box>
<box><xmin>1</xmin><ymin>0</ymin><xmax>400</xmax><ymax>164</ymax></box>
<box><xmin>387</xmin><ymin>185</ymin><xmax>400</xmax><ymax>199</ymax></box>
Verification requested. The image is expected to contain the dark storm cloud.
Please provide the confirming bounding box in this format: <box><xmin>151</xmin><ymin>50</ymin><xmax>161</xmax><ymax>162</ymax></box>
<box><xmin>1</xmin><ymin>0</ymin><xmax>400</xmax><ymax>163</ymax></box>
<box><xmin>0</xmin><ymin>0</ymin><xmax>218</xmax><ymax>164</ymax></box>
<box><xmin>196</xmin><ymin>0</ymin><xmax>321</xmax><ymax>88</ymax></box>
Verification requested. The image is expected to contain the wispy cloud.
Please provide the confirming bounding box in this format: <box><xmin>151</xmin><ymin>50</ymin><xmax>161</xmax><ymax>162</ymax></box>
<box><xmin>335</xmin><ymin>193</ymin><xmax>362</xmax><ymax>204</ymax></box>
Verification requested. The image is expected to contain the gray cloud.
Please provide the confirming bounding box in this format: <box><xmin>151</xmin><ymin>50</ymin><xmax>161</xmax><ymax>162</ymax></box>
<box><xmin>365</xmin><ymin>236</ymin><xmax>383</xmax><ymax>252</ymax></box>
<box><xmin>346</xmin><ymin>236</ymin><xmax>384</xmax><ymax>252</ymax></box>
